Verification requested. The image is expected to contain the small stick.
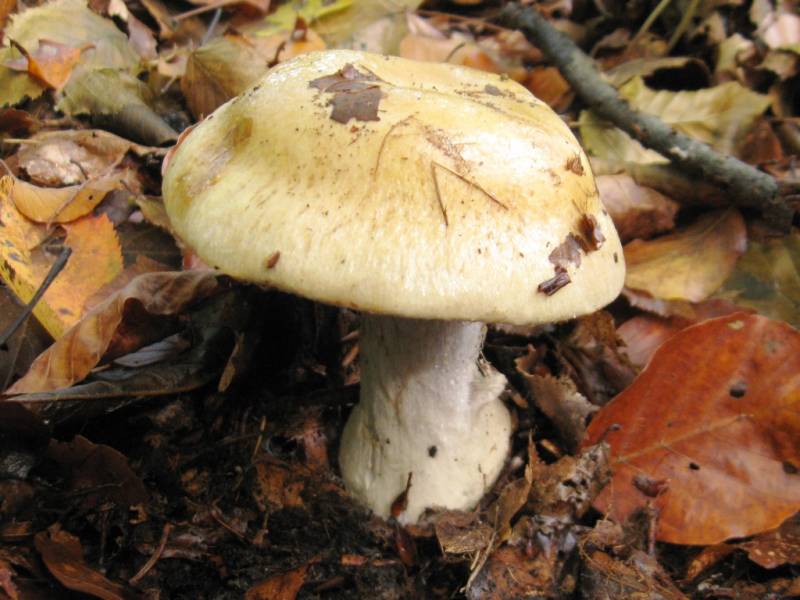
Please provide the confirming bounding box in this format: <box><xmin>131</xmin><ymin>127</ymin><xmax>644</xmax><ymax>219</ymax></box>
<box><xmin>129</xmin><ymin>522</ymin><xmax>173</xmax><ymax>586</ymax></box>
<box><xmin>498</xmin><ymin>3</ymin><xmax>796</xmax><ymax>229</ymax></box>
<box><xmin>0</xmin><ymin>247</ymin><xmax>72</xmax><ymax>348</ymax></box>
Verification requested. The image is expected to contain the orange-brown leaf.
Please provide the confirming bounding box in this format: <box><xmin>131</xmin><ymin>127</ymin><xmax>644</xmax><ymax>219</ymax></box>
<box><xmin>624</xmin><ymin>209</ymin><xmax>747</xmax><ymax>303</ymax></box>
<box><xmin>34</xmin><ymin>526</ymin><xmax>140</xmax><ymax>600</ymax></box>
<box><xmin>7</xmin><ymin>270</ymin><xmax>217</xmax><ymax>394</ymax></box>
<box><xmin>7</xmin><ymin>39</ymin><xmax>85</xmax><ymax>90</ymax></box>
<box><xmin>584</xmin><ymin>313</ymin><xmax>800</xmax><ymax>544</ymax></box>
<box><xmin>245</xmin><ymin>564</ymin><xmax>308</xmax><ymax>600</ymax></box>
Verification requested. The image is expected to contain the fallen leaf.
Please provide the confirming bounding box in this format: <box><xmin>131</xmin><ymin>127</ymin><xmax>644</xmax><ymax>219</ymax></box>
<box><xmin>617</xmin><ymin>299</ymin><xmax>751</xmax><ymax>368</ymax></box>
<box><xmin>715</xmin><ymin>230</ymin><xmax>800</xmax><ymax>328</ymax></box>
<box><xmin>624</xmin><ymin>210</ymin><xmax>747</xmax><ymax>303</ymax></box>
<box><xmin>245</xmin><ymin>563</ymin><xmax>308</xmax><ymax>600</ymax></box>
<box><xmin>58</xmin><ymin>69</ymin><xmax>178</xmax><ymax>146</ymax></box>
<box><xmin>46</xmin><ymin>435</ymin><xmax>148</xmax><ymax>508</ymax></box>
<box><xmin>521</xmin><ymin>373</ymin><xmax>596</xmax><ymax>452</ymax></box>
<box><xmin>434</xmin><ymin>511</ymin><xmax>493</xmax><ymax>555</ymax></box>
<box><xmin>0</xmin><ymin>194</ymin><xmax>123</xmax><ymax>338</ymax></box>
<box><xmin>34</xmin><ymin>526</ymin><xmax>141</xmax><ymax>600</ymax></box>
<box><xmin>596</xmin><ymin>174</ymin><xmax>679</xmax><ymax>242</ymax></box>
<box><xmin>399</xmin><ymin>32</ymin><xmax>501</xmax><ymax>73</ymax></box>
<box><xmin>6</xmin><ymin>269</ymin><xmax>217</xmax><ymax>393</ymax></box>
<box><xmin>579</xmin><ymin>78</ymin><xmax>771</xmax><ymax>164</ymax></box>
<box><xmin>525</xmin><ymin>66</ymin><xmax>572</xmax><ymax>111</ymax></box>
<box><xmin>16</xmin><ymin>129</ymin><xmax>161</xmax><ymax>188</ymax></box>
<box><xmin>262</xmin><ymin>0</ymin><xmax>352</xmax><ymax>33</ymax></box>
<box><xmin>5</xmin><ymin>39</ymin><xmax>85</xmax><ymax>90</ymax></box>
<box><xmin>584</xmin><ymin>313</ymin><xmax>800</xmax><ymax>544</ymax></box>
<box><xmin>3</xmin><ymin>174</ymin><xmax>124</xmax><ymax>223</ymax></box>
<box><xmin>738</xmin><ymin>516</ymin><xmax>800</xmax><ymax>569</ymax></box>
<box><xmin>466</xmin><ymin>545</ymin><xmax>554</xmax><ymax>600</ymax></box>
<box><xmin>253</xmin><ymin>459</ymin><xmax>307</xmax><ymax>510</ymax></box>
<box><xmin>182</xmin><ymin>30</ymin><xmax>325</xmax><ymax>118</ymax></box>
<box><xmin>5</xmin><ymin>0</ymin><xmax>139</xmax><ymax>72</ymax></box>
<box><xmin>0</xmin><ymin>286</ymin><xmax>51</xmax><ymax>391</ymax></box>
<box><xmin>605</xmin><ymin>56</ymin><xmax>708</xmax><ymax>88</ymax></box>
<box><xmin>581</xmin><ymin>549</ymin><xmax>687</xmax><ymax>599</ymax></box>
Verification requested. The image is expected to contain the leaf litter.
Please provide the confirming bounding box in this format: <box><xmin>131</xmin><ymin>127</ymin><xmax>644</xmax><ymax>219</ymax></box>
<box><xmin>0</xmin><ymin>0</ymin><xmax>799</xmax><ymax>598</ymax></box>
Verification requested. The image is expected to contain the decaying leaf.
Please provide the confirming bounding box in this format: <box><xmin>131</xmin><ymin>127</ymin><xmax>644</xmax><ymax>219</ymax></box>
<box><xmin>245</xmin><ymin>563</ymin><xmax>308</xmax><ymax>600</ymax></box>
<box><xmin>521</xmin><ymin>374</ymin><xmax>596</xmax><ymax>452</ymax></box>
<box><xmin>34</xmin><ymin>526</ymin><xmax>140</xmax><ymax>600</ymax></box>
<box><xmin>585</xmin><ymin>313</ymin><xmax>800</xmax><ymax>544</ymax></box>
<box><xmin>579</xmin><ymin>78</ymin><xmax>771</xmax><ymax>164</ymax></box>
<box><xmin>737</xmin><ymin>516</ymin><xmax>800</xmax><ymax>569</ymax></box>
<box><xmin>580</xmin><ymin>548</ymin><xmax>688</xmax><ymax>599</ymax></box>
<box><xmin>434</xmin><ymin>511</ymin><xmax>493</xmax><ymax>555</ymax></box>
<box><xmin>624</xmin><ymin>210</ymin><xmax>747</xmax><ymax>304</ymax></box>
<box><xmin>466</xmin><ymin>545</ymin><xmax>555</xmax><ymax>600</ymax></box>
<box><xmin>6</xmin><ymin>269</ymin><xmax>217</xmax><ymax>393</ymax></box>
<box><xmin>46</xmin><ymin>435</ymin><xmax>148</xmax><ymax>508</ymax></box>
<box><xmin>715</xmin><ymin>230</ymin><xmax>800</xmax><ymax>328</ymax></box>
<box><xmin>182</xmin><ymin>30</ymin><xmax>326</xmax><ymax>118</ymax></box>
<box><xmin>15</xmin><ymin>129</ymin><xmax>161</xmax><ymax>187</ymax></box>
<box><xmin>596</xmin><ymin>174</ymin><xmax>679</xmax><ymax>242</ymax></box>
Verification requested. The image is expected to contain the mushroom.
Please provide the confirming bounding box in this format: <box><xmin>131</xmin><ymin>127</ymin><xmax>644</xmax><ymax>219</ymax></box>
<box><xmin>162</xmin><ymin>50</ymin><xmax>625</xmax><ymax>523</ymax></box>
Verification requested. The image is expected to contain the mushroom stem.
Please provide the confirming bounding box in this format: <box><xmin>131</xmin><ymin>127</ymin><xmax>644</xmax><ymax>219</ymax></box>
<box><xmin>339</xmin><ymin>314</ymin><xmax>511</xmax><ymax>523</ymax></box>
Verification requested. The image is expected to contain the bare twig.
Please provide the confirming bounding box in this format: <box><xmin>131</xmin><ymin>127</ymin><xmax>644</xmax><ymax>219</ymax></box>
<box><xmin>0</xmin><ymin>247</ymin><xmax>72</xmax><ymax>349</ymax></box>
<box><xmin>498</xmin><ymin>3</ymin><xmax>796</xmax><ymax>229</ymax></box>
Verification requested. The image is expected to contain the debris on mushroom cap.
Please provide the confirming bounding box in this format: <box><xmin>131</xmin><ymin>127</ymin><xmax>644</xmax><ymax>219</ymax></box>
<box><xmin>162</xmin><ymin>50</ymin><xmax>625</xmax><ymax>326</ymax></box>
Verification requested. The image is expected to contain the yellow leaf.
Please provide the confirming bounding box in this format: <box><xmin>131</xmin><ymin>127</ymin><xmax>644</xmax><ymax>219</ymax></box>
<box><xmin>3</xmin><ymin>173</ymin><xmax>123</xmax><ymax>223</ymax></box>
<box><xmin>0</xmin><ymin>193</ymin><xmax>122</xmax><ymax>338</ymax></box>
<box><xmin>579</xmin><ymin>78</ymin><xmax>771</xmax><ymax>164</ymax></box>
<box><xmin>624</xmin><ymin>210</ymin><xmax>747</xmax><ymax>303</ymax></box>
<box><xmin>7</xmin><ymin>269</ymin><xmax>218</xmax><ymax>394</ymax></box>
<box><xmin>262</xmin><ymin>0</ymin><xmax>353</xmax><ymax>33</ymax></box>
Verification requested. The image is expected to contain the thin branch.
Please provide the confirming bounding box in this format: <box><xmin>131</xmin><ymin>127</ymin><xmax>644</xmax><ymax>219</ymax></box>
<box><xmin>0</xmin><ymin>247</ymin><xmax>72</xmax><ymax>349</ymax></box>
<box><xmin>498</xmin><ymin>3</ymin><xmax>796</xmax><ymax>229</ymax></box>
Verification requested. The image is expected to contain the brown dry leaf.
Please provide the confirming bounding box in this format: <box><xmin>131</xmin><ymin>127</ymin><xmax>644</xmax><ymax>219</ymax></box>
<box><xmin>16</xmin><ymin>129</ymin><xmax>161</xmax><ymax>188</ymax></box>
<box><xmin>738</xmin><ymin>516</ymin><xmax>800</xmax><ymax>569</ymax></box>
<box><xmin>434</xmin><ymin>511</ymin><xmax>493</xmax><ymax>555</ymax></box>
<box><xmin>46</xmin><ymin>435</ymin><xmax>148</xmax><ymax>508</ymax></box>
<box><xmin>624</xmin><ymin>210</ymin><xmax>747</xmax><ymax>304</ymax></box>
<box><xmin>253</xmin><ymin>459</ymin><xmax>307</xmax><ymax>510</ymax></box>
<box><xmin>584</xmin><ymin>313</ymin><xmax>800</xmax><ymax>544</ymax></box>
<box><xmin>245</xmin><ymin>564</ymin><xmax>308</xmax><ymax>600</ymax></box>
<box><xmin>398</xmin><ymin>33</ymin><xmax>501</xmax><ymax>73</ymax></box>
<box><xmin>596</xmin><ymin>174</ymin><xmax>679</xmax><ymax>242</ymax></box>
<box><xmin>34</xmin><ymin>526</ymin><xmax>141</xmax><ymax>600</ymax></box>
<box><xmin>6</xmin><ymin>269</ymin><xmax>217</xmax><ymax>394</ymax></box>
<box><xmin>521</xmin><ymin>373</ymin><xmax>596</xmax><ymax>452</ymax></box>
<box><xmin>617</xmin><ymin>300</ymin><xmax>751</xmax><ymax>368</ymax></box>
<box><xmin>0</xmin><ymin>194</ymin><xmax>123</xmax><ymax>338</ymax></box>
<box><xmin>466</xmin><ymin>545</ymin><xmax>554</xmax><ymax>600</ymax></box>
<box><xmin>3</xmin><ymin>174</ymin><xmax>124</xmax><ymax>223</ymax></box>
<box><xmin>5</xmin><ymin>39</ymin><xmax>85</xmax><ymax>90</ymax></box>
<box><xmin>525</xmin><ymin>66</ymin><xmax>572</xmax><ymax>112</ymax></box>
<box><xmin>486</xmin><ymin>474</ymin><xmax>532</xmax><ymax>542</ymax></box>
<box><xmin>581</xmin><ymin>549</ymin><xmax>687</xmax><ymax>599</ymax></box>
<box><xmin>182</xmin><ymin>30</ymin><xmax>325</xmax><ymax>118</ymax></box>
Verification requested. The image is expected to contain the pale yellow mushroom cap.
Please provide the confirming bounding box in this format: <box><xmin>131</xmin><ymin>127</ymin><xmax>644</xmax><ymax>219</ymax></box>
<box><xmin>163</xmin><ymin>50</ymin><xmax>624</xmax><ymax>325</ymax></box>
